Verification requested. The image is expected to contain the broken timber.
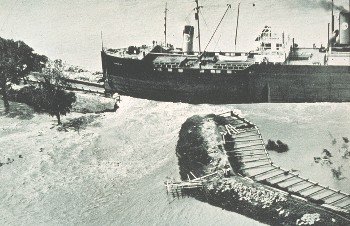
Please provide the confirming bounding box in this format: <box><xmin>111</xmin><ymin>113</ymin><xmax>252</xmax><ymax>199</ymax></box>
<box><xmin>220</xmin><ymin>111</ymin><xmax>350</xmax><ymax>212</ymax></box>
<box><xmin>165</xmin><ymin>172</ymin><xmax>218</xmax><ymax>199</ymax></box>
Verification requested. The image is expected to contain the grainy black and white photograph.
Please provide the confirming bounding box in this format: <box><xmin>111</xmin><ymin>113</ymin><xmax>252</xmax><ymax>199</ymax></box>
<box><xmin>1</xmin><ymin>0</ymin><xmax>350</xmax><ymax>225</ymax></box>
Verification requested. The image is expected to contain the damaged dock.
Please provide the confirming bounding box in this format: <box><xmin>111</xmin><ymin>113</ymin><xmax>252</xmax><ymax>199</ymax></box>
<box><xmin>219</xmin><ymin>111</ymin><xmax>350</xmax><ymax>213</ymax></box>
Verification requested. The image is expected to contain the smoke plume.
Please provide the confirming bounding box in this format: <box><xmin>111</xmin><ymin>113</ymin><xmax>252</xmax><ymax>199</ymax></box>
<box><xmin>304</xmin><ymin>0</ymin><xmax>349</xmax><ymax>13</ymax></box>
<box><xmin>319</xmin><ymin>0</ymin><xmax>348</xmax><ymax>12</ymax></box>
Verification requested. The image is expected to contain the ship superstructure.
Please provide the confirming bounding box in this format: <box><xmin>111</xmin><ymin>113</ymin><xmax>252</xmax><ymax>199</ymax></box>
<box><xmin>101</xmin><ymin>1</ymin><xmax>350</xmax><ymax>104</ymax></box>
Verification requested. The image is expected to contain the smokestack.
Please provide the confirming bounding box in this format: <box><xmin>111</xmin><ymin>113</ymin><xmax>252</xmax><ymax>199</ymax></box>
<box><xmin>329</xmin><ymin>30</ymin><xmax>339</xmax><ymax>45</ymax></box>
<box><xmin>339</xmin><ymin>11</ymin><xmax>350</xmax><ymax>44</ymax></box>
<box><xmin>182</xmin><ymin>25</ymin><xmax>194</xmax><ymax>54</ymax></box>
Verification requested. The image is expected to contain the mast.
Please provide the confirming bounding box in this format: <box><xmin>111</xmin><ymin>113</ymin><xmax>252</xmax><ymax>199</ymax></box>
<box><xmin>195</xmin><ymin>0</ymin><xmax>202</xmax><ymax>54</ymax></box>
<box><xmin>332</xmin><ymin>0</ymin><xmax>334</xmax><ymax>32</ymax></box>
<box><xmin>164</xmin><ymin>3</ymin><xmax>168</xmax><ymax>46</ymax></box>
<box><xmin>234</xmin><ymin>2</ymin><xmax>241</xmax><ymax>51</ymax></box>
<box><xmin>101</xmin><ymin>31</ymin><xmax>104</xmax><ymax>51</ymax></box>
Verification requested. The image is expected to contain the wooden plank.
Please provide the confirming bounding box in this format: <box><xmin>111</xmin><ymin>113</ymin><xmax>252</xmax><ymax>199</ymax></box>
<box><xmin>275</xmin><ymin>174</ymin><xmax>299</xmax><ymax>184</ymax></box>
<box><xmin>226</xmin><ymin>148</ymin><xmax>265</xmax><ymax>153</ymax></box>
<box><xmin>273</xmin><ymin>175</ymin><xmax>298</xmax><ymax>184</ymax></box>
<box><xmin>241</xmin><ymin>163</ymin><xmax>271</xmax><ymax>170</ymax></box>
<box><xmin>284</xmin><ymin>179</ymin><xmax>307</xmax><ymax>188</ymax></box>
<box><xmin>240</xmin><ymin>157</ymin><xmax>270</xmax><ymax>163</ymax></box>
<box><xmin>307</xmin><ymin>187</ymin><xmax>328</xmax><ymax>197</ymax></box>
<box><xmin>235</xmin><ymin>129</ymin><xmax>258</xmax><ymax>135</ymax></box>
<box><xmin>192</xmin><ymin>172</ymin><xmax>218</xmax><ymax>181</ymax></box>
<box><xmin>295</xmin><ymin>184</ymin><xmax>318</xmax><ymax>193</ymax></box>
<box><xmin>233</xmin><ymin>134</ymin><xmax>260</xmax><ymax>139</ymax></box>
<box><xmin>328</xmin><ymin>196</ymin><xmax>349</xmax><ymax>205</ymax></box>
<box><xmin>319</xmin><ymin>191</ymin><xmax>339</xmax><ymax>200</ymax></box>
<box><xmin>190</xmin><ymin>171</ymin><xmax>197</xmax><ymax>179</ymax></box>
<box><xmin>251</xmin><ymin>167</ymin><xmax>279</xmax><ymax>178</ymax></box>
<box><xmin>262</xmin><ymin>171</ymin><xmax>287</xmax><ymax>181</ymax></box>
<box><xmin>235</xmin><ymin>153</ymin><xmax>266</xmax><ymax>157</ymax></box>
<box><xmin>233</xmin><ymin>138</ymin><xmax>263</xmax><ymax>143</ymax></box>
<box><xmin>235</xmin><ymin>143</ymin><xmax>263</xmax><ymax>150</ymax></box>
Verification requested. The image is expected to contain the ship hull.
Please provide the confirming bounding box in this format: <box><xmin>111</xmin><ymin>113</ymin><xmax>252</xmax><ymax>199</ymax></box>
<box><xmin>101</xmin><ymin>52</ymin><xmax>350</xmax><ymax>104</ymax></box>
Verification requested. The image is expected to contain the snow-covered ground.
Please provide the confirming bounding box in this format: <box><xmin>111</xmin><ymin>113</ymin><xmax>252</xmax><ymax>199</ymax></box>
<box><xmin>1</xmin><ymin>96</ymin><xmax>350</xmax><ymax>225</ymax></box>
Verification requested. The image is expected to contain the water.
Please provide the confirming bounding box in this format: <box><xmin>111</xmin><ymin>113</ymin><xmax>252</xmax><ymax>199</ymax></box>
<box><xmin>1</xmin><ymin>97</ymin><xmax>350</xmax><ymax>225</ymax></box>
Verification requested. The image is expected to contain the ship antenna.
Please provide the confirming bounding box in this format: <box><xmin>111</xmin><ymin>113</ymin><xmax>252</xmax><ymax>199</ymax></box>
<box><xmin>234</xmin><ymin>2</ymin><xmax>241</xmax><ymax>51</ymax></box>
<box><xmin>164</xmin><ymin>2</ymin><xmax>168</xmax><ymax>46</ymax></box>
<box><xmin>195</xmin><ymin>0</ymin><xmax>202</xmax><ymax>54</ymax></box>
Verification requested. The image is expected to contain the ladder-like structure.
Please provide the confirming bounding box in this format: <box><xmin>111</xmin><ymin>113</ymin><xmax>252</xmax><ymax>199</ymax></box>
<box><xmin>219</xmin><ymin>111</ymin><xmax>350</xmax><ymax>212</ymax></box>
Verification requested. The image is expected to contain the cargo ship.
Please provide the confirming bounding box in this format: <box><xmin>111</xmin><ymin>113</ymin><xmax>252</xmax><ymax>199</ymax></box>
<box><xmin>101</xmin><ymin>1</ymin><xmax>350</xmax><ymax>104</ymax></box>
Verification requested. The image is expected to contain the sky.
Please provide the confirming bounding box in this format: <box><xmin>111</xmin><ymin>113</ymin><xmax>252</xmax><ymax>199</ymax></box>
<box><xmin>0</xmin><ymin>0</ymin><xmax>349</xmax><ymax>71</ymax></box>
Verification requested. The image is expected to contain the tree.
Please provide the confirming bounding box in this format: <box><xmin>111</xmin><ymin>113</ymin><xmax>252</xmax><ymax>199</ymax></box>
<box><xmin>0</xmin><ymin>37</ymin><xmax>47</xmax><ymax>113</ymax></box>
<box><xmin>35</xmin><ymin>61</ymin><xmax>76</xmax><ymax>125</ymax></box>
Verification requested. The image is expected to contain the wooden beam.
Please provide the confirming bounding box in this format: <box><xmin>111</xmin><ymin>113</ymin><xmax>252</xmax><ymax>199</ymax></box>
<box><xmin>235</xmin><ymin>143</ymin><xmax>262</xmax><ymax>150</ymax></box>
<box><xmin>319</xmin><ymin>191</ymin><xmax>339</xmax><ymax>201</ymax></box>
<box><xmin>226</xmin><ymin>148</ymin><xmax>265</xmax><ymax>153</ymax></box>
<box><xmin>251</xmin><ymin>167</ymin><xmax>279</xmax><ymax>178</ymax></box>
<box><xmin>235</xmin><ymin>153</ymin><xmax>266</xmax><ymax>157</ymax></box>
<box><xmin>295</xmin><ymin>184</ymin><xmax>317</xmax><ymax>193</ymax></box>
<box><xmin>233</xmin><ymin>138</ymin><xmax>263</xmax><ymax>143</ymax></box>
<box><xmin>328</xmin><ymin>195</ymin><xmax>349</xmax><ymax>205</ymax></box>
<box><xmin>262</xmin><ymin>171</ymin><xmax>286</xmax><ymax>181</ymax></box>
<box><xmin>273</xmin><ymin>174</ymin><xmax>299</xmax><ymax>184</ymax></box>
<box><xmin>240</xmin><ymin>158</ymin><xmax>270</xmax><ymax>164</ymax></box>
<box><xmin>240</xmin><ymin>163</ymin><xmax>271</xmax><ymax>170</ymax></box>
<box><xmin>275</xmin><ymin>174</ymin><xmax>299</xmax><ymax>184</ymax></box>
<box><xmin>307</xmin><ymin>187</ymin><xmax>328</xmax><ymax>197</ymax></box>
<box><xmin>233</xmin><ymin>134</ymin><xmax>260</xmax><ymax>139</ymax></box>
<box><xmin>235</xmin><ymin>129</ymin><xmax>257</xmax><ymax>135</ymax></box>
<box><xmin>285</xmin><ymin>179</ymin><xmax>307</xmax><ymax>188</ymax></box>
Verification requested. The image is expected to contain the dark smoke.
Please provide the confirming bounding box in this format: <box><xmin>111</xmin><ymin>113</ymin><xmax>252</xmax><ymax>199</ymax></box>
<box><xmin>302</xmin><ymin>0</ymin><xmax>349</xmax><ymax>13</ymax></box>
<box><xmin>318</xmin><ymin>0</ymin><xmax>348</xmax><ymax>13</ymax></box>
